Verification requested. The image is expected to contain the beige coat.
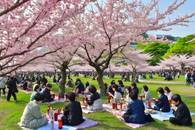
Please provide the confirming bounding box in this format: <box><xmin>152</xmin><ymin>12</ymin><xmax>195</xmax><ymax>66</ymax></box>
<box><xmin>19</xmin><ymin>101</ymin><xmax>48</xmax><ymax>129</ymax></box>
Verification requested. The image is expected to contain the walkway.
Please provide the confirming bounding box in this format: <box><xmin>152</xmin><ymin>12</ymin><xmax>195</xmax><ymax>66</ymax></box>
<box><xmin>139</xmin><ymin>80</ymin><xmax>186</xmax><ymax>85</ymax></box>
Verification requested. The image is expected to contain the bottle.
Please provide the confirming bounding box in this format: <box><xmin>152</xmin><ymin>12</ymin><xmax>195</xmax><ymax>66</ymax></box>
<box><xmin>51</xmin><ymin>116</ymin><xmax>54</xmax><ymax>130</ymax></box>
<box><xmin>54</xmin><ymin>111</ymin><xmax>58</xmax><ymax>121</ymax></box>
<box><xmin>58</xmin><ymin>95</ymin><xmax>60</xmax><ymax>100</ymax></box>
<box><xmin>58</xmin><ymin>107</ymin><xmax>61</xmax><ymax>114</ymax></box>
<box><xmin>120</xmin><ymin>102</ymin><xmax>123</xmax><ymax>110</ymax></box>
<box><xmin>47</xmin><ymin>104</ymin><xmax>50</xmax><ymax>115</ymax></box>
<box><xmin>58</xmin><ymin>115</ymin><xmax>63</xmax><ymax>129</ymax></box>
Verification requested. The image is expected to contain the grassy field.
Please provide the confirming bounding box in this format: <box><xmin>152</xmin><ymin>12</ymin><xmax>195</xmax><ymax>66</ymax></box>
<box><xmin>0</xmin><ymin>75</ymin><xmax>195</xmax><ymax>130</ymax></box>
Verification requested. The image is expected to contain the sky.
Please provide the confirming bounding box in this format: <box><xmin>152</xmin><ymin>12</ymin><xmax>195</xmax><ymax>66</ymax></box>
<box><xmin>148</xmin><ymin>0</ymin><xmax>195</xmax><ymax>37</ymax></box>
<box><xmin>96</xmin><ymin>0</ymin><xmax>195</xmax><ymax>37</ymax></box>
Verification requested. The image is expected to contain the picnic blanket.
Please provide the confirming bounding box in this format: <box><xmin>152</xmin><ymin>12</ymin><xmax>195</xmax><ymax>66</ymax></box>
<box><xmin>150</xmin><ymin>111</ymin><xmax>195</xmax><ymax>121</ymax></box>
<box><xmin>19</xmin><ymin>89</ymin><xmax>32</xmax><ymax>94</ymax></box>
<box><xmin>38</xmin><ymin>117</ymin><xmax>98</xmax><ymax>130</ymax></box>
<box><xmin>103</xmin><ymin>104</ymin><xmax>147</xmax><ymax>129</ymax></box>
<box><xmin>81</xmin><ymin>105</ymin><xmax>105</xmax><ymax>114</ymax></box>
<box><xmin>42</xmin><ymin>96</ymin><xmax>65</xmax><ymax>104</ymax></box>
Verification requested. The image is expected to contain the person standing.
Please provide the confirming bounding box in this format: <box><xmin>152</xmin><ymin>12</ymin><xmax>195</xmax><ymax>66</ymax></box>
<box><xmin>192</xmin><ymin>70</ymin><xmax>195</xmax><ymax>88</ymax></box>
<box><xmin>0</xmin><ymin>76</ymin><xmax>7</xmax><ymax>96</ymax></box>
<box><xmin>6</xmin><ymin>76</ymin><xmax>18</xmax><ymax>102</ymax></box>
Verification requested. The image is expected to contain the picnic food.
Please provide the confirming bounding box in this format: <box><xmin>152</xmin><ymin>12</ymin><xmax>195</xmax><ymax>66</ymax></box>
<box><xmin>145</xmin><ymin>109</ymin><xmax>156</xmax><ymax>114</ymax></box>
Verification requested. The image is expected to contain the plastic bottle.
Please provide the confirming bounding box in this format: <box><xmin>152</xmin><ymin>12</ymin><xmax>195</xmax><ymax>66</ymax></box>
<box><xmin>51</xmin><ymin>116</ymin><xmax>54</xmax><ymax>130</ymax></box>
<box><xmin>58</xmin><ymin>115</ymin><xmax>62</xmax><ymax>129</ymax></box>
<box><xmin>47</xmin><ymin>104</ymin><xmax>50</xmax><ymax>115</ymax></box>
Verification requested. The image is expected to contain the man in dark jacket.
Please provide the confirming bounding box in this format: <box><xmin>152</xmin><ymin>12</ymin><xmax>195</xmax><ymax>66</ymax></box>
<box><xmin>75</xmin><ymin>79</ymin><xmax>85</xmax><ymax>94</ymax></box>
<box><xmin>41</xmin><ymin>84</ymin><xmax>53</xmax><ymax>103</ymax></box>
<box><xmin>86</xmin><ymin>85</ymin><xmax>100</xmax><ymax>106</ymax></box>
<box><xmin>131</xmin><ymin>82</ymin><xmax>139</xmax><ymax>95</ymax></box>
<box><xmin>6</xmin><ymin>76</ymin><xmax>18</xmax><ymax>102</ymax></box>
<box><xmin>169</xmin><ymin>94</ymin><xmax>192</xmax><ymax>126</ymax></box>
<box><xmin>62</xmin><ymin>92</ymin><xmax>84</xmax><ymax>126</ymax></box>
<box><xmin>154</xmin><ymin>87</ymin><xmax>170</xmax><ymax>112</ymax></box>
<box><xmin>123</xmin><ymin>91</ymin><xmax>154</xmax><ymax>124</ymax></box>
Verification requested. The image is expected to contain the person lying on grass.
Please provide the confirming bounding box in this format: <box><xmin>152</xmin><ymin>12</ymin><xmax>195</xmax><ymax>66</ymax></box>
<box><xmin>169</xmin><ymin>94</ymin><xmax>192</xmax><ymax>126</ymax></box>
<box><xmin>122</xmin><ymin>91</ymin><xmax>154</xmax><ymax>124</ymax></box>
<box><xmin>19</xmin><ymin>93</ymin><xmax>48</xmax><ymax>129</ymax></box>
<box><xmin>62</xmin><ymin>92</ymin><xmax>84</xmax><ymax>126</ymax></box>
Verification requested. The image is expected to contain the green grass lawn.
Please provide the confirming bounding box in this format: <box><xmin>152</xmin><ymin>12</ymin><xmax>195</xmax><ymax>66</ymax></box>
<box><xmin>0</xmin><ymin>75</ymin><xmax>195</xmax><ymax>130</ymax></box>
<box><xmin>141</xmin><ymin>74</ymin><xmax>185</xmax><ymax>82</ymax></box>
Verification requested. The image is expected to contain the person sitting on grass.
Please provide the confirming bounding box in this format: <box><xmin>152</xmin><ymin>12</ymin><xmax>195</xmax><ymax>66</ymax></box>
<box><xmin>164</xmin><ymin>86</ymin><xmax>173</xmax><ymax>101</ymax></box>
<box><xmin>122</xmin><ymin>91</ymin><xmax>154</xmax><ymax>124</ymax></box>
<box><xmin>86</xmin><ymin>85</ymin><xmax>103</xmax><ymax>111</ymax></box>
<box><xmin>107</xmin><ymin>80</ymin><xmax>115</xmax><ymax>97</ymax></box>
<box><xmin>75</xmin><ymin>78</ymin><xmax>85</xmax><ymax>94</ymax></box>
<box><xmin>118</xmin><ymin>80</ymin><xmax>125</xmax><ymax>96</ymax></box>
<box><xmin>153</xmin><ymin>87</ymin><xmax>170</xmax><ymax>112</ymax></box>
<box><xmin>112</xmin><ymin>85</ymin><xmax>122</xmax><ymax>104</ymax></box>
<box><xmin>169</xmin><ymin>94</ymin><xmax>192</xmax><ymax>126</ymax></box>
<box><xmin>125</xmin><ymin>86</ymin><xmax>132</xmax><ymax>103</ymax></box>
<box><xmin>131</xmin><ymin>82</ymin><xmax>139</xmax><ymax>96</ymax></box>
<box><xmin>41</xmin><ymin>83</ymin><xmax>53</xmax><ymax>103</ymax></box>
<box><xmin>62</xmin><ymin>92</ymin><xmax>84</xmax><ymax>126</ymax></box>
<box><xmin>19</xmin><ymin>93</ymin><xmax>48</xmax><ymax>129</ymax></box>
<box><xmin>140</xmin><ymin>85</ymin><xmax>152</xmax><ymax>102</ymax></box>
<box><xmin>30</xmin><ymin>84</ymin><xmax>40</xmax><ymax>101</ymax></box>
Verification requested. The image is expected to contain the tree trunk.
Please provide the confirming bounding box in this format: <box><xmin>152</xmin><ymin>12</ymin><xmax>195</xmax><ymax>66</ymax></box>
<box><xmin>126</xmin><ymin>72</ymin><xmax>130</xmax><ymax>81</ymax></box>
<box><xmin>131</xmin><ymin>68</ymin><xmax>137</xmax><ymax>82</ymax></box>
<box><xmin>181</xmin><ymin>63</ymin><xmax>185</xmax><ymax>74</ymax></box>
<box><xmin>59</xmin><ymin>65</ymin><xmax>67</xmax><ymax>98</ymax></box>
<box><xmin>96</xmin><ymin>71</ymin><xmax>106</xmax><ymax>95</ymax></box>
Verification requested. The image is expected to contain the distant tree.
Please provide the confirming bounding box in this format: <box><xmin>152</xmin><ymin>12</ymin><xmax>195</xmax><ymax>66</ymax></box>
<box><xmin>165</xmin><ymin>34</ymin><xmax>195</xmax><ymax>57</ymax></box>
<box><xmin>144</xmin><ymin>42</ymin><xmax>170</xmax><ymax>65</ymax></box>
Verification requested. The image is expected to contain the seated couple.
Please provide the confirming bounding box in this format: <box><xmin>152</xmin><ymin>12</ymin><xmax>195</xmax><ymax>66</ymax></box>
<box><xmin>108</xmin><ymin>85</ymin><xmax>123</xmax><ymax>104</ymax></box>
<box><xmin>30</xmin><ymin>84</ymin><xmax>54</xmax><ymax>103</ymax></box>
<box><xmin>19</xmin><ymin>92</ymin><xmax>85</xmax><ymax>129</ymax></box>
<box><xmin>83</xmin><ymin>85</ymin><xmax>103</xmax><ymax>111</ymax></box>
<box><xmin>140</xmin><ymin>87</ymin><xmax>171</xmax><ymax>112</ymax></box>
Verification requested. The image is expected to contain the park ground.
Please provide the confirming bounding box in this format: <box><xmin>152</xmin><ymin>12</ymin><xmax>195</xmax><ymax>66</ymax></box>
<box><xmin>0</xmin><ymin>75</ymin><xmax>195</xmax><ymax>130</ymax></box>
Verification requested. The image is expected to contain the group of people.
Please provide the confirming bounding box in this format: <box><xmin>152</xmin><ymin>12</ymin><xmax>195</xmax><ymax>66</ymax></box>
<box><xmin>185</xmin><ymin>69</ymin><xmax>195</xmax><ymax>87</ymax></box>
<box><xmin>106</xmin><ymin>80</ymin><xmax>192</xmax><ymax>126</ymax></box>
<box><xmin>0</xmin><ymin>76</ymin><xmax>18</xmax><ymax>102</ymax></box>
<box><xmin>1</xmin><ymin>74</ymin><xmax>190</xmax><ymax>130</ymax></box>
<box><xmin>30</xmin><ymin>83</ymin><xmax>54</xmax><ymax>103</ymax></box>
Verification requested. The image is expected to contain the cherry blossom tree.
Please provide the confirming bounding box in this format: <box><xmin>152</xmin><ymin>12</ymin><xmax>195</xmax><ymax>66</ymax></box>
<box><xmin>159</xmin><ymin>54</ymin><xmax>195</xmax><ymax>73</ymax></box>
<box><xmin>42</xmin><ymin>35</ymin><xmax>80</xmax><ymax>98</ymax></box>
<box><xmin>0</xmin><ymin>0</ymin><xmax>91</xmax><ymax>76</ymax></box>
<box><xmin>71</xmin><ymin>0</ymin><xmax>195</xmax><ymax>94</ymax></box>
<box><xmin>119</xmin><ymin>49</ymin><xmax>150</xmax><ymax>82</ymax></box>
